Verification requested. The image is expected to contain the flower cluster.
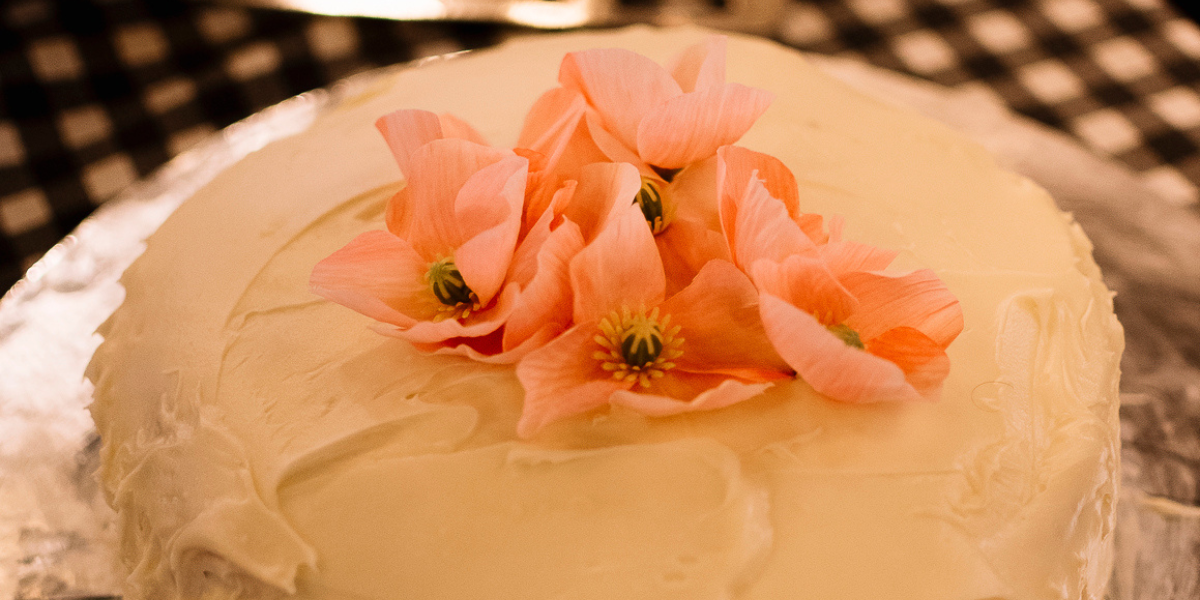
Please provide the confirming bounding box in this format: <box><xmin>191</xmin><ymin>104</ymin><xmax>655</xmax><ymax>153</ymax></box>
<box><xmin>311</xmin><ymin>37</ymin><xmax>964</xmax><ymax>438</ymax></box>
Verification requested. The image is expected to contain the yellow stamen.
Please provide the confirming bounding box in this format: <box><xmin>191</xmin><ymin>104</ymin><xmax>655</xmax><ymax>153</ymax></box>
<box><xmin>594</xmin><ymin>306</ymin><xmax>684</xmax><ymax>388</ymax></box>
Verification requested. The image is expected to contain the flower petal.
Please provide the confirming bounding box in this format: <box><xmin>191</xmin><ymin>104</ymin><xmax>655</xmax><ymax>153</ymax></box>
<box><xmin>840</xmin><ymin>269</ymin><xmax>964</xmax><ymax>347</ymax></box>
<box><xmin>560</xmin><ymin>48</ymin><xmax>683</xmax><ymax>152</ymax></box>
<box><xmin>453</xmin><ymin>156</ymin><xmax>529</xmax><ymax>304</ymax></box>
<box><xmin>375</xmin><ymin>109</ymin><xmax>442</xmax><ymax>177</ymax></box>
<box><xmin>511</xmin><ymin>184</ymin><xmax>570</xmax><ymax>287</ymax></box>
<box><xmin>718</xmin><ymin>145</ymin><xmax>800</xmax><ymax>222</ymax></box>
<box><xmin>610</xmin><ymin>377</ymin><xmax>772</xmax><ymax>417</ymax></box>
<box><xmin>759</xmin><ymin>294</ymin><xmax>923</xmax><ymax>403</ymax></box>
<box><xmin>503</xmin><ymin>219</ymin><xmax>585</xmax><ymax>351</ymax></box>
<box><xmin>421</xmin><ymin>321</ymin><xmax>564</xmax><ymax>364</ymax></box>
<box><xmin>668</xmin><ymin>36</ymin><xmax>727</xmax><ymax>93</ymax></box>
<box><xmin>310</xmin><ymin>230</ymin><xmax>432</xmax><ymax>327</ymax></box>
<box><xmin>751</xmin><ymin>254</ymin><xmax>857</xmax><ymax>325</ymax></box>
<box><xmin>563</xmin><ymin>162</ymin><xmax>642</xmax><ymax>243</ymax></box>
<box><xmin>638</xmin><ymin>84</ymin><xmax>773</xmax><ymax>169</ymax></box>
<box><xmin>516</xmin><ymin>323</ymin><xmax>632</xmax><ymax>438</ymax></box>
<box><xmin>668</xmin><ymin>156</ymin><xmax>720</xmax><ymax>231</ymax></box>
<box><xmin>404</xmin><ymin>138</ymin><xmax>514</xmax><ymax>259</ymax></box>
<box><xmin>866</xmin><ymin>327</ymin><xmax>951</xmax><ymax>400</ymax></box>
<box><xmin>438</xmin><ymin>113</ymin><xmax>488</xmax><ymax>145</ymax></box>
<box><xmin>582</xmin><ymin>110</ymin><xmax>646</xmax><ymax>168</ymax></box>
<box><xmin>519</xmin><ymin>87</ymin><xmax>584</xmax><ymax>151</ymax></box>
<box><xmin>398</xmin><ymin>282</ymin><xmax>521</xmax><ymax>344</ymax></box>
<box><xmin>819</xmin><ymin>240</ymin><xmax>898</xmax><ymax>276</ymax></box>
<box><xmin>718</xmin><ymin>163</ymin><xmax>815</xmax><ymax>270</ymax></box>
<box><xmin>517</xmin><ymin>87</ymin><xmax>609</xmax><ymax>180</ymax></box>
<box><xmin>570</xmin><ymin>203</ymin><xmax>666</xmax><ymax>324</ymax></box>
<box><xmin>660</xmin><ymin>260</ymin><xmax>790</xmax><ymax>376</ymax></box>
<box><xmin>656</xmin><ymin>217</ymin><xmax>730</xmax><ymax>297</ymax></box>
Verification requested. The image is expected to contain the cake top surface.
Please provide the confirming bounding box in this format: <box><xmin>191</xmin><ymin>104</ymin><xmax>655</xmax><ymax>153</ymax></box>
<box><xmin>87</xmin><ymin>26</ymin><xmax>1121</xmax><ymax>600</ymax></box>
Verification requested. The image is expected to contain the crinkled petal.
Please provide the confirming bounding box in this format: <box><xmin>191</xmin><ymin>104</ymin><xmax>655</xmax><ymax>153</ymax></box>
<box><xmin>570</xmin><ymin>203</ymin><xmax>666</xmax><ymax>324</ymax></box>
<box><xmin>517</xmin><ymin>87</ymin><xmax>608</xmax><ymax>180</ymax></box>
<box><xmin>583</xmin><ymin>110</ymin><xmax>646</xmax><ymax>168</ymax></box>
<box><xmin>423</xmin><ymin>323</ymin><xmax>563</xmax><ymax>364</ymax></box>
<box><xmin>819</xmin><ymin>240</ymin><xmax>898</xmax><ymax>276</ymax></box>
<box><xmin>751</xmin><ymin>254</ymin><xmax>857</xmax><ymax>326</ymax></box>
<box><xmin>453</xmin><ymin>156</ymin><xmax>529</xmax><ymax>303</ymax></box>
<box><xmin>718</xmin><ymin>146</ymin><xmax>800</xmax><ymax>222</ymax></box>
<box><xmin>866</xmin><ymin>327</ymin><xmax>951</xmax><ymax>400</ymax></box>
<box><xmin>668</xmin><ymin>156</ymin><xmax>720</xmax><ymax>231</ymax></box>
<box><xmin>638</xmin><ymin>84</ymin><xmax>772</xmax><ymax>169</ymax></box>
<box><xmin>660</xmin><ymin>260</ymin><xmax>789</xmax><ymax>376</ymax></box>
<box><xmin>375</xmin><ymin>109</ymin><xmax>442</xmax><ymax>177</ymax></box>
<box><xmin>398</xmin><ymin>282</ymin><xmax>521</xmax><ymax>344</ymax></box>
<box><xmin>610</xmin><ymin>377</ymin><xmax>772</xmax><ymax>417</ymax></box>
<box><xmin>759</xmin><ymin>294</ymin><xmax>923</xmax><ymax>403</ymax></box>
<box><xmin>656</xmin><ymin>217</ymin><xmax>730</xmax><ymax>297</ymax></box>
<box><xmin>520</xmin><ymin>87</ymin><xmax>584</xmax><ymax>150</ymax></box>
<box><xmin>384</xmin><ymin>188</ymin><xmax>412</xmax><ymax>239</ymax></box>
<box><xmin>511</xmin><ymin>187</ymin><xmax>564</xmax><ymax>287</ymax></box>
<box><xmin>668</xmin><ymin>36</ymin><xmax>726</xmax><ymax>93</ymax></box>
<box><xmin>719</xmin><ymin>167</ymin><xmax>815</xmax><ymax>270</ymax></box>
<box><xmin>564</xmin><ymin>162</ymin><xmax>642</xmax><ymax>243</ymax></box>
<box><xmin>560</xmin><ymin>48</ymin><xmax>683</xmax><ymax>152</ymax></box>
<box><xmin>522</xmin><ymin>173</ymin><xmax>575</xmax><ymax>239</ymax></box>
<box><xmin>841</xmin><ymin>268</ymin><xmax>964</xmax><ymax>347</ymax></box>
<box><xmin>310</xmin><ymin>230</ymin><xmax>430</xmax><ymax>326</ymax></box>
<box><xmin>405</xmin><ymin>138</ymin><xmax>514</xmax><ymax>259</ymax></box>
<box><xmin>504</xmin><ymin>219</ymin><xmax>585</xmax><ymax>351</ymax></box>
<box><xmin>516</xmin><ymin>323</ymin><xmax>632</xmax><ymax>438</ymax></box>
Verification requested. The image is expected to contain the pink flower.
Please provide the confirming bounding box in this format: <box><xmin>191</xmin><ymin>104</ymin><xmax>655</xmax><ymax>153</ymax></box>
<box><xmin>515</xmin><ymin>202</ymin><xmax>790</xmax><ymax>438</ymax></box>
<box><xmin>375</xmin><ymin>109</ymin><xmax>490</xmax><ymax>178</ymax></box>
<box><xmin>517</xmin><ymin>38</ymin><xmax>773</xmax><ymax>292</ymax></box>
<box><xmin>310</xmin><ymin>137</ymin><xmax>528</xmax><ymax>353</ymax></box>
<box><xmin>552</xmin><ymin>36</ymin><xmax>773</xmax><ymax>172</ymax></box>
<box><xmin>717</xmin><ymin>146</ymin><xmax>963</xmax><ymax>403</ymax></box>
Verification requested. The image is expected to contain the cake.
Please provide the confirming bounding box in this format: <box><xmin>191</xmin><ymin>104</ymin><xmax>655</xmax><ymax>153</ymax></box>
<box><xmin>85</xmin><ymin>26</ymin><xmax>1123</xmax><ymax>600</ymax></box>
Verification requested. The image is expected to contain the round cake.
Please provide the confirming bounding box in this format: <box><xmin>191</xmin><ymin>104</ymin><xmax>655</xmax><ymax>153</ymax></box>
<box><xmin>86</xmin><ymin>26</ymin><xmax>1123</xmax><ymax>600</ymax></box>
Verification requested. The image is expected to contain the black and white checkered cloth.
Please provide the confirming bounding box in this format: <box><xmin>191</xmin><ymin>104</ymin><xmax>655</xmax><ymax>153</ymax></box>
<box><xmin>1</xmin><ymin>0</ymin><xmax>1199</xmax><ymax>292</ymax></box>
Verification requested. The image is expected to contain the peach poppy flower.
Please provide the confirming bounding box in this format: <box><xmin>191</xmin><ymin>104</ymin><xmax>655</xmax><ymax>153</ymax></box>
<box><xmin>517</xmin><ymin>38</ymin><xmax>772</xmax><ymax>289</ymax></box>
<box><xmin>718</xmin><ymin>146</ymin><xmax>963</xmax><ymax>403</ymax></box>
<box><xmin>310</xmin><ymin>137</ymin><xmax>529</xmax><ymax>352</ymax></box>
<box><xmin>515</xmin><ymin>202</ymin><xmax>790</xmax><ymax>438</ymax></box>
<box><xmin>556</xmin><ymin>36</ymin><xmax>772</xmax><ymax>172</ymax></box>
<box><xmin>377</xmin><ymin>108</ymin><xmax>570</xmax><ymax>235</ymax></box>
<box><xmin>375</xmin><ymin>108</ymin><xmax>489</xmax><ymax>177</ymax></box>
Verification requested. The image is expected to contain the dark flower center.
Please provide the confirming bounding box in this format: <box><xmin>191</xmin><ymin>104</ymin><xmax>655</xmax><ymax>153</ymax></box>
<box><xmin>827</xmin><ymin>323</ymin><xmax>865</xmax><ymax>349</ymax></box>
<box><xmin>620</xmin><ymin>318</ymin><xmax>665</xmax><ymax>367</ymax></box>
<box><xmin>634</xmin><ymin>177</ymin><xmax>670</xmax><ymax>235</ymax></box>
<box><xmin>427</xmin><ymin>258</ymin><xmax>474</xmax><ymax>306</ymax></box>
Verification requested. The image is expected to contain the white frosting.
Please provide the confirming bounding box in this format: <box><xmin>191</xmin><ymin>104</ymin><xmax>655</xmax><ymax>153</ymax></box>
<box><xmin>86</xmin><ymin>26</ymin><xmax>1123</xmax><ymax>600</ymax></box>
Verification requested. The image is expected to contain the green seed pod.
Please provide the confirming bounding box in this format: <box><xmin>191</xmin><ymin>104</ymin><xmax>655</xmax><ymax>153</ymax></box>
<box><xmin>427</xmin><ymin>258</ymin><xmax>474</xmax><ymax>306</ymax></box>
<box><xmin>827</xmin><ymin>323</ymin><xmax>865</xmax><ymax>349</ymax></box>
<box><xmin>620</xmin><ymin>320</ymin><xmax>664</xmax><ymax>368</ymax></box>
<box><xmin>634</xmin><ymin>177</ymin><xmax>669</xmax><ymax>234</ymax></box>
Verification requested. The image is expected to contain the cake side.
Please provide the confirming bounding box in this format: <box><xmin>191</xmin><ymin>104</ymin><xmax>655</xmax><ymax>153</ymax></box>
<box><xmin>86</xmin><ymin>26</ymin><xmax>1122</xmax><ymax>600</ymax></box>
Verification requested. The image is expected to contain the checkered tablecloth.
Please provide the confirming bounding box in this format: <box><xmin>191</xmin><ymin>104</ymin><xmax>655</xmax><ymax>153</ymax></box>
<box><xmin>1</xmin><ymin>0</ymin><xmax>1199</xmax><ymax>292</ymax></box>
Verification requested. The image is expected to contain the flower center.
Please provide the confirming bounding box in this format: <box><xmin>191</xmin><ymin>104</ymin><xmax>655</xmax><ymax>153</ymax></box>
<box><xmin>827</xmin><ymin>323</ymin><xmax>865</xmax><ymax>349</ymax></box>
<box><xmin>426</xmin><ymin>257</ymin><xmax>478</xmax><ymax>319</ymax></box>
<box><xmin>594</xmin><ymin>306</ymin><xmax>684</xmax><ymax>388</ymax></box>
<box><xmin>633</xmin><ymin>177</ymin><xmax>672</xmax><ymax>235</ymax></box>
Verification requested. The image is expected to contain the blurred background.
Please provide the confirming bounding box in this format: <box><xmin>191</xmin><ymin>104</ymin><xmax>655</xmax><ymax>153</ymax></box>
<box><xmin>1</xmin><ymin>0</ymin><xmax>1199</xmax><ymax>292</ymax></box>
